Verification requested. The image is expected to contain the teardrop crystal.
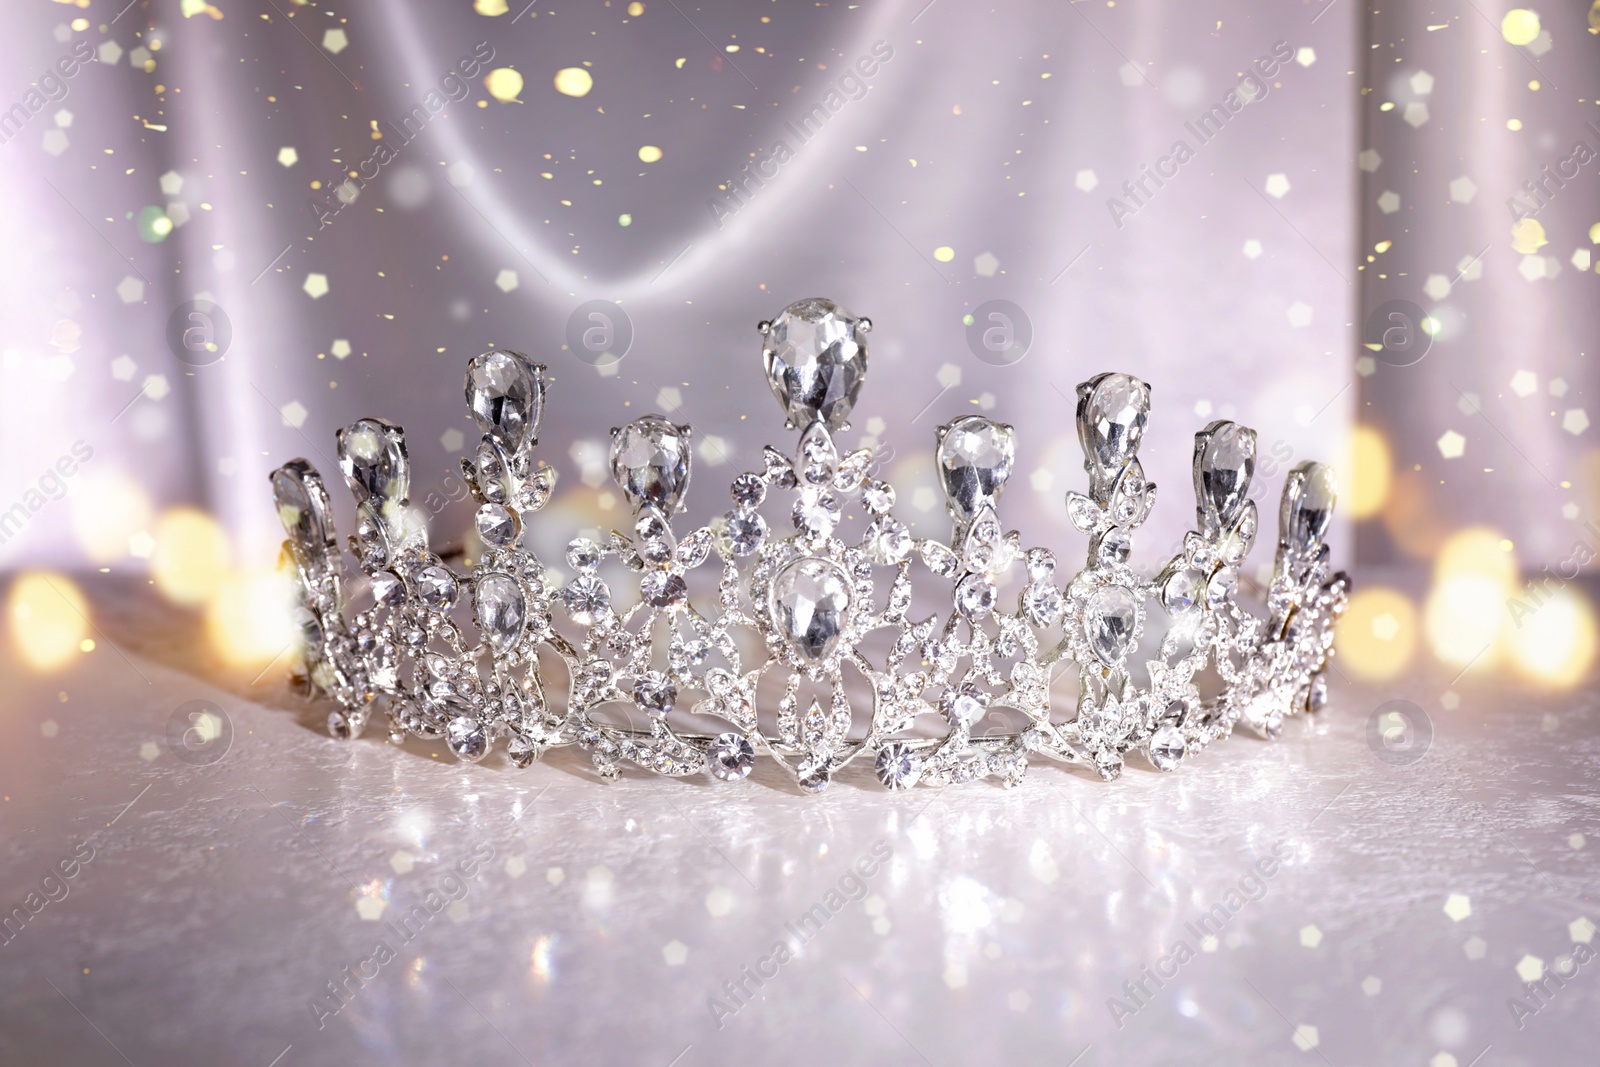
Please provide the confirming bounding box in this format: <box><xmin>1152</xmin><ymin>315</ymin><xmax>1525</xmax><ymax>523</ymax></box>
<box><xmin>1281</xmin><ymin>461</ymin><xmax>1337</xmax><ymax>555</ymax></box>
<box><xmin>271</xmin><ymin>460</ymin><xmax>337</xmax><ymax>571</ymax></box>
<box><xmin>609</xmin><ymin>414</ymin><xmax>692</xmax><ymax>513</ymax></box>
<box><xmin>1083</xmin><ymin>584</ymin><xmax>1139</xmax><ymax>665</ymax></box>
<box><xmin>936</xmin><ymin>415</ymin><xmax>1015</xmax><ymax>522</ymax></box>
<box><xmin>1194</xmin><ymin>420</ymin><xmax>1256</xmax><ymax>535</ymax></box>
<box><xmin>760</xmin><ymin>298</ymin><xmax>868</xmax><ymax>431</ymax></box>
<box><xmin>465</xmin><ymin>349</ymin><xmax>544</xmax><ymax>456</ymax></box>
<box><xmin>475</xmin><ymin>572</ymin><xmax>526</xmax><ymax>652</ymax></box>
<box><xmin>1076</xmin><ymin>373</ymin><xmax>1150</xmax><ymax>485</ymax></box>
<box><xmin>336</xmin><ymin>417</ymin><xmax>408</xmax><ymax>508</ymax></box>
<box><xmin>770</xmin><ymin>556</ymin><xmax>852</xmax><ymax>662</ymax></box>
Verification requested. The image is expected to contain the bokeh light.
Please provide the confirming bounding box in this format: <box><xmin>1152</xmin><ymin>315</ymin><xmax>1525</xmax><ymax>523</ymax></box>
<box><xmin>1508</xmin><ymin>587</ymin><xmax>1597</xmax><ymax>689</ymax></box>
<box><xmin>8</xmin><ymin>572</ymin><xmax>90</xmax><ymax>671</ymax></box>
<box><xmin>1335</xmin><ymin>586</ymin><xmax>1418</xmax><ymax>681</ymax></box>
<box><xmin>1424</xmin><ymin>575</ymin><xmax>1505</xmax><ymax>669</ymax></box>
<box><xmin>206</xmin><ymin>568</ymin><xmax>296</xmax><ymax>668</ymax></box>
<box><xmin>71</xmin><ymin>471</ymin><xmax>153</xmax><ymax>564</ymax></box>
<box><xmin>1343</xmin><ymin>425</ymin><xmax>1391</xmax><ymax>520</ymax></box>
<box><xmin>152</xmin><ymin>507</ymin><xmax>232</xmax><ymax>606</ymax></box>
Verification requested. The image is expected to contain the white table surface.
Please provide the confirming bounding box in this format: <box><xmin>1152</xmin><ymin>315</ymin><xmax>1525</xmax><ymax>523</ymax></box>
<box><xmin>1</xmin><ymin>585</ymin><xmax>1595</xmax><ymax>1067</ymax></box>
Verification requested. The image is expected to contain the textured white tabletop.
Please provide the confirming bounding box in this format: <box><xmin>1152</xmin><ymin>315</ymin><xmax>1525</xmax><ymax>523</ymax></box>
<box><xmin>1</xmin><ymin>589</ymin><xmax>1595</xmax><ymax>1067</ymax></box>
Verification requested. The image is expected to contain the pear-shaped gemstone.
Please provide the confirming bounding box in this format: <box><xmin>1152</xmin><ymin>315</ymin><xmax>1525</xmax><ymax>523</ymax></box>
<box><xmin>271</xmin><ymin>460</ymin><xmax>336</xmax><ymax>570</ymax></box>
<box><xmin>770</xmin><ymin>556</ymin><xmax>852</xmax><ymax>661</ymax></box>
<box><xmin>609</xmin><ymin>414</ymin><xmax>692</xmax><ymax>513</ymax></box>
<box><xmin>1077</xmin><ymin>372</ymin><xmax>1150</xmax><ymax>481</ymax></box>
<box><xmin>475</xmin><ymin>572</ymin><xmax>526</xmax><ymax>652</ymax></box>
<box><xmin>1084</xmin><ymin>584</ymin><xmax>1139</xmax><ymax>664</ymax></box>
<box><xmin>465</xmin><ymin>349</ymin><xmax>544</xmax><ymax>456</ymax></box>
<box><xmin>1194</xmin><ymin>420</ymin><xmax>1256</xmax><ymax>535</ymax></box>
<box><xmin>1281</xmin><ymin>461</ymin><xmax>1337</xmax><ymax>554</ymax></box>
<box><xmin>761</xmin><ymin>298</ymin><xmax>868</xmax><ymax>430</ymax></box>
<box><xmin>937</xmin><ymin>415</ymin><xmax>1015</xmax><ymax>521</ymax></box>
<box><xmin>336</xmin><ymin>417</ymin><xmax>408</xmax><ymax>508</ymax></box>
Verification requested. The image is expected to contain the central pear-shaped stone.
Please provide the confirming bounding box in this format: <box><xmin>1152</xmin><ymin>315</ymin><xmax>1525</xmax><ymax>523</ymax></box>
<box><xmin>1077</xmin><ymin>372</ymin><xmax>1150</xmax><ymax>479</ymax></box>
<box><xmin>609</xmin><ymin>414</ymin><xmax>691</xmax><ymax>513</ymax></box>
<box><xmin>1195</xmin><ymin>420</ymin><xmax>1256</xmax><ymax>534</ymax></box>
<box><xmin>271</xmin><ymin>460</ymin><xmax>335</xmax><ymax>568</ymax></box>
<box><xmin>762</xmin><ymin>298</ymin><xmax>868</xmax><ymax>431</ymax></box>
<box><xmin>937</xmin><ymin>415</ymin><xmax>1015</xmax><ymax>521</ymax></box>
<box><xmin>1084</xmin><ymin>583</ymin><xmax>1139</xmax><ymax>665</ymax></box>
<box><xmin>466</xmin><ymin>350</ymin><xmax>544</xmax><ymax>455</ymax></box>
<box><xmin>770</xmin><ymin>556</ymin><xmax>852</xmax><ymax>661</ymax></box>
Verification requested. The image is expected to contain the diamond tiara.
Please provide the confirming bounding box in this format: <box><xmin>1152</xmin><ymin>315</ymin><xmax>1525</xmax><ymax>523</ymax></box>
<box><xmin>269</xmin><ymin>296</ymin><xmax>1349</xmax><ymax>790</ymax></box>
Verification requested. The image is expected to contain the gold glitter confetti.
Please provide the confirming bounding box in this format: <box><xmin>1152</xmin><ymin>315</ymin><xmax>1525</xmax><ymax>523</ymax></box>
<box><xmin>638</xmin><ymin>145</ymin><xmax>662</xmax><ymax>162</ymax></box>
<box><xmin>554</xmin><ymin>67</ymin><xmax>594</xmax><ymax>97</ymax></box>
<box><xmin>474</xmin><ymin>0</ymin><xmax>509</xmax><ymax>14</ymax></box>
<box><xmin>933</xmin><ymin>246</ymin><xmax>954</xmax><ymax>262</ymax></box>
<box><xmin>628</xmin><ymin>1</ymin><xmax>645</xmax><ymax>13</ymax></box>
<box><xmin>486</xmin><ymin>67</ymin><xmax>524</xmax><ymax>103</ymax></box>
<box><xmin>1500</xmin><ymin>9</ymin><xmax>1540</xmax><ymax>46</ymax></box>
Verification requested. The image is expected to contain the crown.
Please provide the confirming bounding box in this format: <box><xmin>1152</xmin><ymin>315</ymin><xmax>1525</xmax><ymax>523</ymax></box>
<box><xmin>268</xmin><ymin>297</ymin><xmax>1349</xmax><ymax>790</ymax></box>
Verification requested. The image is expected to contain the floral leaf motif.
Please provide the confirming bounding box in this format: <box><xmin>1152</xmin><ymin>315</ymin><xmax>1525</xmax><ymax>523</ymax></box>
<box><xmin>1065</xmin><ymin>491</ymin><xmax>1104</xmax><ymax>533</ymax></box>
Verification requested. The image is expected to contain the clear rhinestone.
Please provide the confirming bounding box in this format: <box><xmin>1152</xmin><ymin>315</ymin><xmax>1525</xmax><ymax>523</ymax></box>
<box><xmin>1163</xmin><ymin>568</ymin><xmax>1202</xmax><ymax>614</ymax></box>
<box><xmin>730</xmin><ymin>472</ymin><xmax>766</xmax><ymax>508</ymax></box>
<box><xmin>1078</xmin><ymin>373</ymin><xmax>1150</xmax><ymax>479</ymax></box>
<box><xmin>475</xmin><ymin>503</ymin><xmax>519</xmax><ymax>548</ymax></box>
<box><xmin>566</xmin><ymin>538</ymin><xmax>602</xmax><ymax>571</ymax></box>
<box><xmin>466</xmin><ymin>349</ymin><xmax>543</xmax><ymax>455</ymax></box>
<box><xmin>327</xmin><ymin>709</ymin><xmax>353</xmax><ymax>740</ymax></box>
<box><xmin>336</xmin><ymin>417</ymin><xmax>408</xmax><ymax>508</ymax></box>
<box><xmin>1195</xmin><ymin>421</ymin><xmax>1256</xmax><ymax>535</ymax></box>
<box><xmin>632</xmin><ymin>671</ymin><xmax>676</xmax><ymax>715</ymax></box>
<box><xmin>1282</xmin><ymin>461</ymin><xmax>1337</xmax><ymax>555</ymax></box>
<box><xmin>446</xmin><ymin>716</ymin><xmax>488</xmax><ymax>762</ymax></box>
<box><xmin>563</xmin><ymin>574</ymin><xmax>611</xmax><ymax>624</ymax></box>
<box><xmin>798</xmin><ymin>420</ymin><xmax>839</xmax><ymax>484</ymax></box>
<box><xmin>506</xmin><ymin>733</ymin><xmax>540</xmax><ymax>768</ymax></box>
<box><xmin>770</xmin><ymin>556</ymin><xmax>852</xmax><ymax>662</ymax></box>
<box><xmin>474</xmin><ymin>437</ymin><xmax>512</xmax><ymax>504</ymax></box>
<box><xmin>707</xmin><ymin>732</ymin><xmax>756</xmax><ymax>781</ymax></box>
<box><xmin>475</xmin><ymin>572</ymin><xmax>526</xmax><ymax>652</ymax></box>
<box><xmin>797</xmin><ymin>766</ymin><xmax>832</xmax><ymax>793</ymax></box>
<box><xmin>875</xmin><ymin>742</ymin><xmax>921</xmax><ymax>790</ymax></box>
<box><xmin>792</xmin><ymin>490</ymin><xmax>841</xmax><ymax>539</ymax></box>
<box><xmin>1096</xmin><ymin>528</ymin><xmax>1131</xmax><ymax>568</ymax></box>
<box><xmin>1094</xmin><ymin>747</ymin><xmax>1123</xmax><ymax>781</ymax></box>
<box><xmin>370</xmin><ymin>569</ymin><xmax>404</xmax><ymax>608</ymax></box>
<box><xmin>867</xmin><ymin>518</ymin><xmax>913</xmax><ymax>565</ymax></box>
<box><xmin>1025</xmin><ymin>548</ymin><xmax>1055</xmax><ymax>583</ymax></box>
<box><xmin>862</xmin><ymin>480</ymin><xmax>895</xmax><ymax>514</ymax></box>
<box><xmin>936</xmin><ymin>415</ymin><xmax>1015</xmax><ymax>521</ymax></box>
<box><xmin>955</xmin><ymin>573</ymin><xmax>997</xmax><ymax>619</ymax></box>
<box><xmin>920</xmin><ymin>541</ymin><xmax>960</xmax><ymax>577</ymax></box>
<box><xmin>271</xmin><ymin>461</ymin><xmax>334</xmax><ymax>567</ymax></box>
<box><xmin>415</xmin><ymin>565</ymin><xmax>459</xmax><ymax>613</ymax></box>
<box><xmin>940</xmin><ymin>685</ymin><xmax>988</xmax><ymax>728</ymax></box>
<box><xmin>1206</xmin><ymin>566</ymin><xmax>1237</xmax><ymax>608</ymax></box>
<box><xmin>515</xmin><ymin>469</ymin><xmax>555</xmax><ymax>512</ymax></box>
<box><xmin>1022</xmin><ymin>582</ymin><xmax>1063</xmax><ymax>626</ymax></box>
<box><xmin>1084</xmin><ymin>584</ymin><xmax>1138</xmax><ymax>665</ymax></box>
<box><xmin>723</xmin><ymin>510</ymin><xmax>767</xmax><ymax>557</ymax></box>
<box><xmin>610</xmin><ymin>415</ymin><xmax>692</xmax><ymax>514</ymax></box>
<box><xmin>1148</xmin><ymin>725</ymin><xmax>1186</xmax><ymax>771</ymax></box>
<box><xmin>761</xmin><ymin>297</ymin><xmax>868</xmax><ymax>430</ymax></box>
<box><xmin>641</xmin><ymin>571</ymin><xmax>688</xmax><ymax>608</ymax></box>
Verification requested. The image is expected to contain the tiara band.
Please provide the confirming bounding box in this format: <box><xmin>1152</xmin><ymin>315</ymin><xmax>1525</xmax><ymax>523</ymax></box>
<box><xmin>269</xmin><ymin>297</ymin><xmax>1349</xmax><ymax>791</ymax></box>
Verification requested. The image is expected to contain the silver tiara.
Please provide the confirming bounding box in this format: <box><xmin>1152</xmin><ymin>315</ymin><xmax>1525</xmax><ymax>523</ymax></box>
<box><xmin>269</xmin><ymin>297</ymin><xmax>1349</xmax><ymax>790</ymax></box>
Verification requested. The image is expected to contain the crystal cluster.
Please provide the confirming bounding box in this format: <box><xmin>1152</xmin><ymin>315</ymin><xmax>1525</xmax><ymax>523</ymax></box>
<box><xmin>271</xmin><ymin>296</ymin><xmax>1349</xmax><ymax>790</ymax></box>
